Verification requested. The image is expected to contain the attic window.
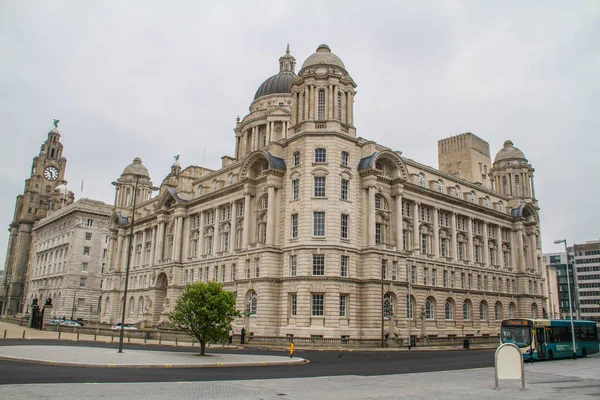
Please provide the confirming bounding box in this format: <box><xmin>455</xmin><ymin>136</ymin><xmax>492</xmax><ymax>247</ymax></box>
<box><xmin>279</xmin><ymin>102</ymin><xmax>284</xmax><ymax>106</ymax></box>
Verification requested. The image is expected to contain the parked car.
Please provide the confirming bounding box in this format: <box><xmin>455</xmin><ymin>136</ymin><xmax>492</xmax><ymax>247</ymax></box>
<box><xmin>111</xmin><ymin>323</ymin><xmax>137</xmax><ymax>330</ymax></box>
<box><xmin>60</xmin><ymin>320</ymin><xmax>84</xmax><ymax>327</ymax></box>
<box><xmin>47</xmin><ymin>319</ymin><xmax>63</xmax><ymax>325</ymax></box>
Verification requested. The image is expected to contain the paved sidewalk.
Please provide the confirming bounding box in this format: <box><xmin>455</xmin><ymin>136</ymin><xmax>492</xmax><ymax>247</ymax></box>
<box><xmin>0</xmin><ymin>345</ymin><xmax>305</xmax><ymax>368</ymax></box>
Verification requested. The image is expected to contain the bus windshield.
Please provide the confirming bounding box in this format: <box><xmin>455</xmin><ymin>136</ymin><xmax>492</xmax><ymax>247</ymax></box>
<box><xmin>501</xmin><ymin>326</ymin><xmax>531</xmax><ymax>348</ymax></box>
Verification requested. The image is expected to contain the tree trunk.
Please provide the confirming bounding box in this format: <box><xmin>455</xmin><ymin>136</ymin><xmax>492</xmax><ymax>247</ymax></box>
<box><xmin>200</xmin><ymin>339</ymin><xmax>206</xmax><ymax>356</ymax></box>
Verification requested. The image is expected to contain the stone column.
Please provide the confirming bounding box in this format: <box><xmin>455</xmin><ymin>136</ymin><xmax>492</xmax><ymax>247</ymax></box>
<box><xmin>131</xmin><ymin>231</ymin><xmax>138</xmax><ymax>266</ymax></box>
<box><xmin>214</xmin><ymin>209</ymin><xmax>221</xmax><ymax>253</ymax></box>
<box><xmin>155</xmin><ymin>219</ymin><xmax>165</xmax><ymax>263</ymax></box>
<box><xmin>394</xmin><ymin>191</ymin><xmax>403</xmax><ymax>250</ymax></box>
<box><xmin>528</xmin><ymin>233</ymin><xmax>536</xmax><ymax>271</ymax></box>
<box><xmin>173</xmin><ymin>213</ymin><xmax>183</xmax><ymax>262</ymax></box>
<box><xmin>308</xmin><ymin>85</ymin><xmax>314</xmax><ymax>119</ymax></box>
<box><xmin>120</xmin><ymin>234</ymin><xmax>130</xmax><ymax>272</ymax></box>
<box><xmin>467</xmin><ymin>217</ymin><xmax>473</xmax><ymax>262</ymax></box>
<box><xmin>413</xmin><ymin>203</ymin><xmax>420</xmax><ymax>254</ymax></box>
<box><xmin>328</xmin><ymin>84</ymin><xmax>334</xmax><ymax>119</ymax></box>
<box><xmin>483</xmin><ymin>222</ymin><xmax>489</xmax><ymax>266</ymax></box>
<box><xmin>199</xmin><ymin>212</ymin><xmax>205</xmax><ymax>255</ymax></box>
<box><xmin>347</xmin><ymin>92</ymin><xmax>353</xmax><ymax>125</ymax></box>
<box><xmin>367</xmin><ymin>185</ymin><xmax>376</xmax><ymax>246</ymax></box>
<box><xmin>451</xmin><ymin>213</ymin><xmax>457</xmax><ymax>260</ymax></box>
<box><xmin>266</xmin><ymin>185</ymin><xmax>275</xmax><ymax>245</ymax></box>
<box><xmin>516</xmin><ymin>226</ymin><xmax>525</xmax><ymax>272</ymax></box>
<box><xmin>496</xmin><ymin>225</ymin><xmax>502</xmax><ymax>266</ymax></box>
<box><xmin>530</xmin><ymin>173</ymin><xmax>536</xmax><ymax>199</ymax></box>
<box><xmin>266</xmin><ymin>121</ymin><xmax>271</xmax><ymax>144</ymax></box>
<box><xmin>432</xmin><ymin>208</ymin><xmax>439</xmax><ymax>258</ymax></box>
<box><xmin>115</xmin><ymin>233</ymin><xmax>124</xmax><ymax>271</ymax></box>
<box><xmin>149</xmin><ymin>225</ymin><xmax>157</xmax><ymax>266</ymax></box>
<box><xmin>291</xmin><ymin>92</ymin><xmax>297</xmax><ymax>125</ymax></box>
<box><xmin>333</xmin><ymin>86</ymin><xmax>338</xmax><ymax>121</ymax></box>
<box><xmin>242</xmin><ymin>192</ymin><xmax>252</xmax><ymax>248</ymax></box>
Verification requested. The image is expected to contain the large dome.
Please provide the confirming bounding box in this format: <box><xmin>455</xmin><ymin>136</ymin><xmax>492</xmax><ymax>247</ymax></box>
<box><xmin>123</xmin><ymin>157</ymin><xmax>150</xmax><ymax>177</ymax></box>
<box><xmin>494</xmin><ymin>140</ymin><xmax>527</xmax><ymax>163</ymax></box>
<box><xmin>254</xmin><ymin>71</ymin><xmax>295</xmax><ymax>100</ymax></box>
<box><xmin>301</xmin><ymin>44</ymin><xmax>345</xmax><ymax>70</ymax></box>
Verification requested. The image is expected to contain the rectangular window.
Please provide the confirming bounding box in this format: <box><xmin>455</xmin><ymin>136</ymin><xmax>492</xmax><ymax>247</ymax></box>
<box><xmin>290</xmin><ymin>255</ymin><xmax>297</xmax><ymax>276</ymax></box>
<box><xmin>341</xmin><ymin>151</ymin><xmax>349</xmax><ymax>167</ymax></box>
<box><xmin>313</xmin><ymin>254</ymin><xmax>325</xmax><ymax>276</ymax></box>
<box><xmin>477</xmin><ymin>274</ymin><xmax>482</xmax><ymax>290</ymax></box>
<box><xmin>402</xmin><ymin>230</ymin><xmax>407</xmax><ymax>250</ymax></box>
<box><xmin>421</xmin><ymin>234</ymin><xmax>428</xmax><ymax>254</ymax></box>
<box><xmin>79</xmin><ymin>278</ymin><xmax>86</xmax><ymax>287</ymax></box>
<box><xmin>461</xmin><ymin>272</ymin><xmax>466</xmax><ymax>289</ymax></box>
<box><xmin>85</xmin><ymin>232</ymin><xmax>92</xmax><ymax>240</ymax></box>
<box><xmin>245</xmin><ymin>260</ymin><xmax>251</xmax><ymax>279</ymax></box>
<box><xmin>340</xmin><ymin>179</ymin><xmax>349</xmax><ymax>200</ymax></box>
<box><xmin>411</xmin><ymin>266</ymin><xmax>417</xmax><ymax>285</ymax></box>
<box><xmin>451</xmin><ymin>271</ymin><xmax>456</xmax><ymax>288</ymax></box>
<box><xmin>441</xmin><ymin>239</ymin><xmax>448</xmax><ymax>257</ymax></box>
<box><xmin>382</xmin><ymin>259</ymin><xmax>388</xmax><ymax>280</ymax></box>
<box><xmin>214</xmin><ymin>266</ymin><xmax>218</xmax><ymax>281</ymax></box>
<box><xmin>490</xmin><ymin>249</ymin><xmax>496</xmax><ymax>265</ymax></box>
<box><xmin>312</xmin><ymin>294</ymin><xmax>324</xmax><ymax>316</ymax></box>
<box><xmin>290</xmin><ymin>294</ymin><xmax>297</xmax><ymax>316</ymax></box>
<box><xmin>341</xmin><ymin>255</ymin><xmax>349</xmax><ymax>277</ymax></box>
<box><xmin>313</xmin><ymin>212</ymin><xmax>325</xmax><ymax>236</ymax></box>
<box><xmin>231</xmin><ymin>263</ymin><xmax>236</xmax><ymax>281</ymax></box>
<box><xmin>341</xmin><ymin>214</ymin><xmax>349</xmax><ymax>239</ymax></box>
<box><xmin>291</xmin><ymin>214</ymin><xmax>299</xmax><ymax>238</ymax></box>
<box><xmin>255</xmin><ymin>258</ymin><xmax>260</xmax><ymax>278</ymax></box>
<box><xmin>81</xmin><ymin>262</ymin><xmax>88</xmax><ymax>272</ymax></box>
<box><xmin>443</xmin><ymin>270</ymin><xmax>448</xmax><ymax>287</ymax></box>
<box><xmin>83</xmin><ymin>246</ymin><xmax>90</xmax><ymax>256</ymax></box>
<box><xmin>222</xmin><ymin>265</ymin><xmax>226</xmax><ymax>282</ymax></box>
<box><xmin>339</xmin><ymin>294</ymin><xmax>347</xmax><ymax>317</ymax></box>
<box><xmin>432</xmin><ymin>269</ymin><xmax>437</xmax><ymax>286</ymax></box>
<box><xmin>375</xmin><ymin>223</ymin><xmax>382</xmax><ymax>244</ymax></box>
<box><xmin>475</xmin><ymin>246</ymin><xmax>481</xmax><ymax>263</ymax></box>
<box><xmin>238</xmin><ymin>203</ymin><xmax>244</xmax><ymax>217</ymax></box>
<box><xmin>223</xmin><ymin>232</ymin><xmax>229</xmax><ymax>252</ymax></box>
<box><xmin>484</xmin><ymin>275</ymin><xmax>488</xmax><ymax>291</ymax></box>
<box><xmin>468</xmin><ymin>274</ymin><xmax>473</xmax><ymax>289</ymax></box>
<box><xmin>458</xmin><ymin>242</ymin><xmax>465</xmax><ymax>261</ymax></box>
<box><xmin>402</xmin><ymin>202</ymin><xmax>411</xmax><ymax>217</ymax></box>
<box><xmin>315</xmin><ymin>148</ymin><xmax>327</xmax><ymax>163</ymax></box>
<box><xmin>86</xmin><ymin>219</ymin><xmax>93</xmax><ymax>227</ymax></box>
<box><xmin>206</xmin><ymin>236</ymin><xmax>213</xmax><ymax>254</ymax></box>
<box><xmin>292</xmin><ymin>179</ymin><xmax>300</xmax><ymax>200</ymax></box>
<box><xmin>293</xmin><ymin>151</ymin><xmax>300</xmax><ymax>167</ymax></box>
<box><xmin>423</xmin><ymin>267</ymin><xmax>428</xmax><ymax>285</ymax></box>
<box><xmin>314</xmin><ymin>176</ymin><xmax>326</xmax><ymax>197</ymax></box>
<box><xmin>392</xmin><ymin>261</ymin><xmax>398</xmax><ymax>280</ymax></box>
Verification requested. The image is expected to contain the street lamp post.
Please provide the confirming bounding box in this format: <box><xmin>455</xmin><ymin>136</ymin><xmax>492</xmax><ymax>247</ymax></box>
<box><xmin>118</xmin><ymin>174</ymin><xmax>141</xmax><ymax>353</ymax></box>
<box><xmin>407</xmin><ymin>247</ymin><xmax>420</xmax><ymax>350</ymax></box>
<box><xmin>381</xmin><ymin>262</ymin><xmax>385</xmax><ymax>348</ymax></box>
<box><xmin>554</xmin><ymin>239</ymin><xmax>577</xmax><ymax>360</ymax></box>
<box><xmin>71</xmin><ymin>290</ymin><xmax>77</xmax><ymax>320</ymax></box>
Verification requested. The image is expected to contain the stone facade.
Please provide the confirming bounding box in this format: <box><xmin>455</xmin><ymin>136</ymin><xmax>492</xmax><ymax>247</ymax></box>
<box><xmin>101</xmin><ymin>45</ymin><xmax>548</xmax><ymax>339</ymax></box>
<box><xmin>22</xmin><ymin>199</ymin><xmax>112</xmax><ymax>319</ymax></box>
<box><xmin>1</xmin><ymin>123</ymin><xmax>74</xmax><ymax>315</ymax></box>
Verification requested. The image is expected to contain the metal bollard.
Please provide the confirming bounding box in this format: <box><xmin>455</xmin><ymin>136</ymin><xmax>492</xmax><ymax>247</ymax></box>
<box><xmin>3</xmin><ymin>330</ymin><xmax>6</xmax><ymax>338</ymax></box>
<box><xmin>58</xmin><ymin>331</ymin><xmax>61</xmax><ymax>339</ymax></box>
<box><xmin>192</xmin><ymin>338</ymin><xmax>195</xmax><ymax>347</ymax></box>
<box><xmin>159</xmin><ymin>333</ymin><xmax>162</xmax><ymax>345</ymax></box>
<box><xmin>94</xmin><ymin>334</ymin><xmax>97</xmax><ymax>341</ymax></box>
<box><xmin>22</xmin><ymin>330</ymin><xmax>25</xmax><ymax>339</ymax></box>
<box><xmin>144</xmin><ymin>336</ymin><xmax>147</xmax><ymax>344</ymax></box>
<box><xmin>127</xmin><ymin>332</ymin><xmax>130</xmax><ymax>343</ymax></box>
<box><xmin>111</xmin><ymin>334</ymin><xmax>114</xmax><ymax>343</ymax></box>
<box><xmin>175</xmin><ymin>337</ymin><xmax>178</xmax><ymax>346</ymax></box>
<box><xmin>77</xmin><ymin>333</ymin><xmax>80</xmax><ymax>341</ymax></box>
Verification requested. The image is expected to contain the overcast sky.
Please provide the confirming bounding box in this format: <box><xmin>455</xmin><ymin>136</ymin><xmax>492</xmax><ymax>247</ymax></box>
<box><xmin>0</xmin><ymin>1</ymin><xmax>598</xmax><ymax>266</ymax></box>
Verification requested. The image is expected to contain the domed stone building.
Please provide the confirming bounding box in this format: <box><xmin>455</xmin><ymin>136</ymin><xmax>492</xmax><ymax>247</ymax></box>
<box><xmin>101</xmin><ymin>45</ymin><xmax>548</xmax><ymax>342</ymax></box>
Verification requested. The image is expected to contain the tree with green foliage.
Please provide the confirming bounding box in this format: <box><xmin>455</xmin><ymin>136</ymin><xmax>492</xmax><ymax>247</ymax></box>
<box><xmin>168</xmin><ymin>281</ymin><xmax>240</xmax><ymax>355</ymax></box>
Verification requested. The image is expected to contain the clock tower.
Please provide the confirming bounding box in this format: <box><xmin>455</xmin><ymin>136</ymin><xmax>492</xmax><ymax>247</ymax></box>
<box><xmin>0</xmin><ymin>121</ymin><xmax>75</xmax><ymax>315</ymax></box>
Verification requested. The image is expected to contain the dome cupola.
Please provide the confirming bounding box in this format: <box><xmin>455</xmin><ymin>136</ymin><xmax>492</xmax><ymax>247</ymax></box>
<box><xmin>254</xmin><ymin>45</ymin><xmax>296</xmax><ymax>100</ymax></box>
<box><xmin>301</xmin><ymin>44</ymin><xmax>346</xmax><ymax>70</ymax></box>
<box><xmin>494</xmin><ymin>140</ymin><xmax>527</xmax><ymax>163</ymax></box>
<box><xmin>122</xmin><ymin>157</ymin><xmax>150</xmax><ymax>178</ymax></box>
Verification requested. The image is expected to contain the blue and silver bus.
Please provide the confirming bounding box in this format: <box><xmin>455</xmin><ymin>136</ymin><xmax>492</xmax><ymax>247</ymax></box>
<box><xmin>500</xmin><ymin>318</ymin><xmax>599</xmax><ymax>360</ymax></box>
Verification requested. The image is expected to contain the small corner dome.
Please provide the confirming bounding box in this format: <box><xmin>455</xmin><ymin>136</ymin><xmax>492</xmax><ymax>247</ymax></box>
<box><xmin>49</xmin><ymin>127</ymin><xmax>60</xmax><ymax>135</ymax></box>
<box><xmin>494</xmin><ymin>140</ymin><xmax>527</xmax><ymax>163</ymax></box>
<box><xmin>123</xmin><ymin>157</ymin><xmax>150</xmax><ymax>177</ymax></box>
<box><xmin>301</xmin><ymin>44</ymin><xmax>346</xmax><ymax>70</ymax></box>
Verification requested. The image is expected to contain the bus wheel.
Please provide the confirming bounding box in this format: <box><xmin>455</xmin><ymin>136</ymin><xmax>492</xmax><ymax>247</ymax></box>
<box><xmin>547</xmin><ymin>350</ymin><xmax>554</xmax><ymax>360</ymax></box>
<box><xmin>582</xmin><ymin>348</ymin><xmax>587</xmax><ymax>358</ymax></box>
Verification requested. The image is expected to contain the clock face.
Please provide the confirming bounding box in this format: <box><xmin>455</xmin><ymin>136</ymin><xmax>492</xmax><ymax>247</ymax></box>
<box><xmin>44</xmin><ymin>166</ymin><xmax>59</xmax><ymax>181</ymax></box>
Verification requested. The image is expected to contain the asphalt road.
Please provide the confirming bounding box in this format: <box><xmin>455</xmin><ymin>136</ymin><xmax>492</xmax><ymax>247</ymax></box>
<box><xmin>0</xmin><ymin>340</ymin><xmax>494</xmax><ymax>385</ymax></box>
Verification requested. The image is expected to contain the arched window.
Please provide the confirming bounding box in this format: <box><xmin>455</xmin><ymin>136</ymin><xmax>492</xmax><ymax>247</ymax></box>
<box><xmin>509</xmin><ymin>302</ymin><xmax>516</xmax><ymax>318</ymax></box>
<box><xmin>463</xmin><ymin>300</ymin><xmax>472</xmax><ymax>320</ymax></box>
<box><xmin>495</xmin><ymin>302</ymin><xmax>502</xmax><ymax>321</ymax></box>
<box><xmin>425</xmin><ymin>298</ymin><xmax>435</xmax><ymax>320</ymax></box>
<box><xmin>418</xmin><ymin>174</ymin><xmax>426</xmax><ymax>188</ymax></box>
<box><xmin>502</xmin><ymin>176</ymin><xmax>508</xmax><ymax>194</ymax></box>
<box><xmin>129</xmin><ymin>297</ymin><xmax>135</xmax><ymax>315</ymax></box>
<box><xmin>437</xmin><ymin>180</ymin><xmax>444</xmax><ymax>193</ymax></box>
<box><xmin>514</xmin><ymin>175</ymin><xmax>520</xmax><ymax>196</ymax></box>
<box><xmin>383</xmin><ymin>293</ymin><xmax>395</xmax><ymax>318</ymax></box>
<box><xmin>445</xmin><ymin>300</ymin><xmax>453</xmax><ymax>320</ymax></box>
<box><xmin>317</xmin><ymin>89</ymin><xmax>326</xmax><ymax>120</ymax></box>
<box><xmin>138</xmin><ymin>296</ymin><xmax>144</xmax><ymax>314</ymax></box>
<box><xmin>480</xmin><ymin>302</ymin><xmax>487</xmax><ymax>321</ymax></box>
<box><xmin>337</xmin><ymin>91</ymin><xmax>343</xmax><ymax>121</ymax></box>
<box><xmin>248</xmin><ymin>291</ymin><xmax>257</xmax><ymax>315</ymax></box>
